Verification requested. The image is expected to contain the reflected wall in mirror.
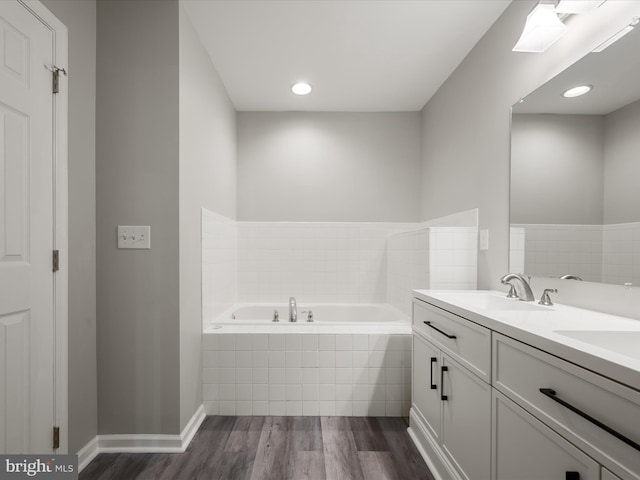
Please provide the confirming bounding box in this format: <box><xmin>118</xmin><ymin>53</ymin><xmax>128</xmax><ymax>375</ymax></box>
<box><xmin>510</xmin><ymin>20</ymin><xmax>640</xmax><ymax>286</ymax></box>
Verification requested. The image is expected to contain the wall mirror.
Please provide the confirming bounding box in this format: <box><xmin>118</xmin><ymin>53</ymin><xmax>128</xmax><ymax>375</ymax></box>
<box><xmin>509</xmin><ymin>22</ymin><xmax>640</xmax><ymax>287</ymax></box>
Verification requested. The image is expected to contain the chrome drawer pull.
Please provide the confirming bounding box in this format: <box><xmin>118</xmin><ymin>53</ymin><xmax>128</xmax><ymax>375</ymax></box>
<box><xmin>540</xmin><ymin>388</ymin><xmax>640</xmax><ymax>452</ymax></box>
<box><xmin>423</xmin><ymin>321</ymin><xmax>457</xmax><ymax>339</ymax></box>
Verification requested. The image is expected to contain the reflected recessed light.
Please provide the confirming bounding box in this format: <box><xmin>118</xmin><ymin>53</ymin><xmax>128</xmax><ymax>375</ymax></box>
<box><xmin>562</xmin><ymin>85</ymin><xmax>593</xmax><ymax>98</ymax></box>
<box><xmin>291</xmin><ymin>82</ymin><xmax>312</xmax><ymax>95</ymax></box>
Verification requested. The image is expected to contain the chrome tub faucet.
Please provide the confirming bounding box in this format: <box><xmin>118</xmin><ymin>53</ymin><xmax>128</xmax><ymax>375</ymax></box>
<box><xmin>289</xmin><ymin>297</ymin><xmax>297</xmax><ymax>322</ymax></box>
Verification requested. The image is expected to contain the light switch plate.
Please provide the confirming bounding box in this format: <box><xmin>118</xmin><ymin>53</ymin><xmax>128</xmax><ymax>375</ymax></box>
<box><xmin>479</xmin><ymin>229</ymin><xmax>489</xmax><ymax>251</ymax></box>
<box><xmin>117</xmin><ymin>225</ymin><xmax>151</xmax><ymax>249</ymax></box>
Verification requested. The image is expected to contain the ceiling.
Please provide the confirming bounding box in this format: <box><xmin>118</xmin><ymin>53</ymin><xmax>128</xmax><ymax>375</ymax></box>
<box><xmin>181</xmin><ymin>0</ymin><xmax>511</xmax><ymax>112</ymax></box>
<box><xmin>514</xmin><ymin>23</ymin><xmax>640</xmax><ymax>115</ymax></box>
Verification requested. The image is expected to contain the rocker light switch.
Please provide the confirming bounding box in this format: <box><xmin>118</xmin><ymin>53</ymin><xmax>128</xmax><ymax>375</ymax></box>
<box><xmin>117</xmin><ymin>225</ymin><xmax>151</xmax><ymax>249</ymax></box>
<box><xmin>479</xmin><ymin>229</ymin><xmax>489</xmax><ymax>251</ymax></box>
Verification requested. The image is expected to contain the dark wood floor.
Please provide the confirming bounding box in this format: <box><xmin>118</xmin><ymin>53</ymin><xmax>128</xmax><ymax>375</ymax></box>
<box><xmin>80</xmin><ymin>416</ymin><xmax>435</xmax><ymax>480</ymax></box>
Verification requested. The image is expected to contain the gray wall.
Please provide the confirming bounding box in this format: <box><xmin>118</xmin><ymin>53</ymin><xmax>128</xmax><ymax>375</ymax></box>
<box><xmin>237</xmin><ymin>112</ymin><xmax>421</xmax><ymax>222</ymax></box>
<box><xmin>420</xmin><ymin>0</ymin><xmax>640</xmax><ymax>291</ymax></box>
<box><xmin>178</xmin><ymin>7</ymin><xmax>237</xmax><ymax>430</ymax></box>
<box><xmin>511</xmin><ymin>114</ymin><xmax>604</xmax><ymax>225</ymax></box>
<box><xmin>96</xmin><ymin>0</ymin><xmax>180</xmax><ymax>434</ymax></box>
<box><xmin>41</xmin><ymin>0</ymin><xmax>97</xmax><ymax>454</ymax></box>
<box><xmin>604</xmin><ymin>99</ymin><xmax>640</xmax><ymax>224</ymax></box>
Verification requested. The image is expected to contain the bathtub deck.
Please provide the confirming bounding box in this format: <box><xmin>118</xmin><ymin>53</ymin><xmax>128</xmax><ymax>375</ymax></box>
<box><xmin>79</xmin><ymin>416</ymin><xmax>435</xmax><ymax>480</ymax></box>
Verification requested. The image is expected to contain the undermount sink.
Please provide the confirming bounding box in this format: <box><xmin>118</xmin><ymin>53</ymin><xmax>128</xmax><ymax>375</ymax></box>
<box><xmin>554</xmin><ymin>330</ymin><xmax>640</xmax><ymax>361</ymax></box>
<box><xmin>452</xmin><ymin>294</ymin><xmax>551</xmax><ymax>312</ymax></box>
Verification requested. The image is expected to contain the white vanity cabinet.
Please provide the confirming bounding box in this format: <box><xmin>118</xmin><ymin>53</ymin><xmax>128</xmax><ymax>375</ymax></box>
<box><xmin>410</xmin><ymin>291</ymin><xmax>640</xmax><ymax>480</ymax></box>
<box><xmin>493</xmin><ymin>333</ymin><xmax>640</xmax><ymax>480</ymax></box>
<box><xmin>411</xmin><ymin>299</ymin><xmax>492</xmax><ymax>480</ymax></box>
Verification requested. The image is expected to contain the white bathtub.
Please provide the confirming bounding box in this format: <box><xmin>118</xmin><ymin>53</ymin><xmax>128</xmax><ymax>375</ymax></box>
<box><xmin>202</xmin><ymin>302</ymin><xmax>412</xmax><ymax>417</ymax></box>
<box><xmin>204</xmin><ymin>303</ymin><xmax>410</xmax><ymax>334</ymax></box>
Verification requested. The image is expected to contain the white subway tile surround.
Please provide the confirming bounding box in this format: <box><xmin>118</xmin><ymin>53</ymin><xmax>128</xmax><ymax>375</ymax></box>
<box><xmin>201</xmin><ymin>209</ymin><xmax>479</xmax><ymax>417</ymax></box>
<box><xmin>513</xmin><ymin>223</ymin><xmax>640</xmax><ymax>286</ymax></box>
<box><xmin>509</xmin><ymin>227</ymin><xmax>526</xmax><ymax>276</ymax></box>
<box><xmin>603</xmin><ymin>222</ymin><xmax>640</xmax><ymax>286</ymax></box>
<box><xmin>203</xmin><ymin>333</ymin><xmax>412</xmax><ymax>417</ymax></box>
<box><xmin>202</xmin><ymin>209</ymin><xmax>238</xmax><ymax>321</ymax></box>
<box><xmin>237</xmin><ymin>222</ymin><xmax>414</xmax><ymax>304</ymax></box>
<box><xmin>387</xmin><ymin>227</ymin><xmax>477</xmax><ymax>316</ymax></box>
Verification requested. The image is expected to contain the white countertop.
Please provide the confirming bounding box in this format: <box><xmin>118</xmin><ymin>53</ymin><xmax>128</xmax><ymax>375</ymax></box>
<box><xmin>413</xmin><ymin>289</ymin><xmax>640</xmax><ymax>392</ymax></box>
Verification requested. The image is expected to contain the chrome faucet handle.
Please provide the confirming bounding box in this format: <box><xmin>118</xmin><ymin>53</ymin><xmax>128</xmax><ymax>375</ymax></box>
<box><xmin>273</xmin><ymin>310</ymin><xmax>279</xmax><ymax>322</ymax></box>
<box><xmin>307</xmin><ymin>310</ymin><xmax>313</xmax><ymax>322</ymax></box>
<box><xmin>505</xmin><ymin>284</ymin><xmax>518</xmax><ymax>299</ymax></box>
<box><xmin>538</xmin><ymin>289</ymin><xmax>557</xmax><ymax>306</ymax></box>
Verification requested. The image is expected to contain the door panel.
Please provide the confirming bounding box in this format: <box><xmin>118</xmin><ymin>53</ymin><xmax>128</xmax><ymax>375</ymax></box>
<box><xmin>0</xmin><ymin>1</ymin><xmax>54</xmax><ymax>454</ymax></box>
<box><xmin>0</xmin><ymin>102</ymin><xmax>29</xmax><ymax>263</ymax></box>
<box><xmin>413</xmin><ymin>334</ymin><xmax>441</xmax><ymax>441</ymax></box>
<box><xmin>492</xmin><ymin>390</ymin><xmax>599</xmax><ymax>480</ymax></box>
<box><xmin>441</xmin><ymin>354</ymin><xmax>491</xmax><ymax>480</ymax></box>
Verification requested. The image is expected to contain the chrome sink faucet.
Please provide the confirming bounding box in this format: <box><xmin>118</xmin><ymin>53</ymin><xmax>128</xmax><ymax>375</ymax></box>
<box><xmin>289</xmin><ymin>297</ymin><xmax>297</xmax><ymax>322</ymax></box>
<box><xmin>500</xmin><ymin>273</ymin><xmax>535</xmax><ymax>302</ymax></box>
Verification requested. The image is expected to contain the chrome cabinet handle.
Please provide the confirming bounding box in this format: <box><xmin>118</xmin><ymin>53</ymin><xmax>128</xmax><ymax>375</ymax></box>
<box><xmin>424</xmin><ymin>321</ymin><xmax>457</xmax><ymax>339</ymax></box>
<box><xmin>540</xmin><ymin>388</ymin><xmax>640</xmax><ymax>452</ymax></box>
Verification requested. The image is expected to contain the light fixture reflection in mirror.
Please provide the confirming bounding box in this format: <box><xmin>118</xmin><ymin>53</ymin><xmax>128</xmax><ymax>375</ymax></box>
<box><xmin>509</xmin><ymin>21</ymin><xmax>640</xmax><ymax>287</ymax></box>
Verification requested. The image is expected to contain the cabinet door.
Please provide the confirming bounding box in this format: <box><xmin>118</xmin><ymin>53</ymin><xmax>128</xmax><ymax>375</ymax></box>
<box><xmin>492</xmin><ymin>390</ymin><xmax>599</xmax><ymax>480</ymax></box>
<box><xmin>413</xmin><ymin>334</ymin><xmax>441</xmax><ymax>442</ymax></box>
<box><xmin>441</xmin><ymin>354</ymin><xmax>491</xmax><ymax>480</ymax></box>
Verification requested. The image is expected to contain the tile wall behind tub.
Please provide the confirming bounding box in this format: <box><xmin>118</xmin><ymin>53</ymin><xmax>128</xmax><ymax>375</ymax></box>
<box><xmin>387</xmin><ymin>229</ymin><xmax>430</xmax><ymax>316</ymax></box>
<box><xmin>237</xmin><ymin>222</ymin><xmax>414</xmax><ymax>303</ymax></box>
<box><xmin>602</xmin><ymin>222</ymin><xmax>640</xmax><ymax>286</ymax></box>
<box><xmin>428</xmin><ymin>227</ymin><xmax>478</xmax><ymax>290</ymax></box>
<box><xmin>387</xmin><ymin>227</ymin><xmax>478</xmax><ymax>316</ymax></box>
<box><xmin>202</xmin><ymin>209</ymin><xmax>238</xmax><ymax>322</ymax></box>
<box><xmin>516</xmin><ymin>224</ymin><xmax>603</xmax><ymax>282</ymax></box>
<box><xmin>509</xmin><ymin>227</ymin><xmax>526</xmax><ymax>275</ymax></box>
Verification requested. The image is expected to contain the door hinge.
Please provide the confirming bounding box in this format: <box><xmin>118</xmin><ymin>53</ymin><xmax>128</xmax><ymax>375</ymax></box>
<box><xmin>53</xmin><ymin>250</ymin><xmax>59</xmax><ymax>272</ymax></box>
<box><xmin>50</xmin><ymin>66</ymin><xmax>67</xmax><ymax>94</ymax></box>
<box><xmin>53</xmin><ymin>426</ymin><xmax>60</xmax><ymax>449</ymax></box>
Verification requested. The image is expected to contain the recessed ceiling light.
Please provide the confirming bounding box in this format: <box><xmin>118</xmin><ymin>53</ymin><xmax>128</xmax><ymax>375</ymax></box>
<box><xmin>562</xmin><ymin>85</ymin><xmax>593</xmax><ymax>98</ymax></box>
<box><xmin>291</xmin><ymin>82</ymin><xmax>312</xmax><ymax>96</ymax></box>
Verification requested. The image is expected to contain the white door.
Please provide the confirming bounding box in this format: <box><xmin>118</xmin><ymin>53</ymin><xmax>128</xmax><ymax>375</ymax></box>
<box><xmin>0</xmin><ymin>0</ymin><xmax>56</xmax><ymax>454</ymax></box>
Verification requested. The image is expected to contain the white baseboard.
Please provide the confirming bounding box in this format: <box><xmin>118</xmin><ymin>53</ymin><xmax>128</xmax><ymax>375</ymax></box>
<box><xmin>77</xmin><ymin>435</ymin><xmax>100</xmax><ymax>473</ymax></box>
<box><xmin>77</xmin><ymin>405</ymin><xmax>206</xmax><ymax>472</ymax></box>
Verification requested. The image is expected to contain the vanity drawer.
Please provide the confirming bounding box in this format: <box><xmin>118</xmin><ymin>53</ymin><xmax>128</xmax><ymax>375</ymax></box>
<box><xmin>413</xmin><ymin>299</ymin><xmax>491</xmax><ymax>382</ymax></box>
<box><xmin>493</xmin><ymin>333</ymin><xmax>640</xmax><ymax>480</ymax></box>
<box><xmin>492</xmin><ymin>389</ymin><xmax>599</xmax><ymax>480</ymax></box>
